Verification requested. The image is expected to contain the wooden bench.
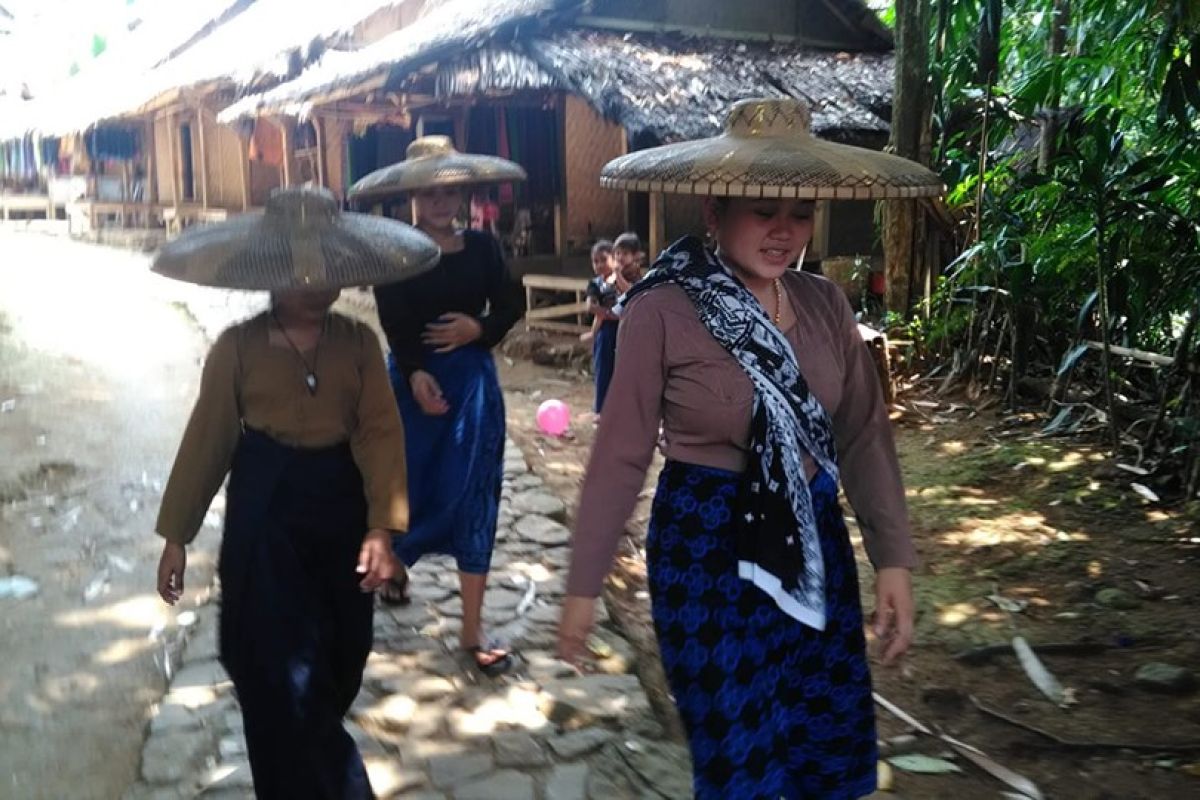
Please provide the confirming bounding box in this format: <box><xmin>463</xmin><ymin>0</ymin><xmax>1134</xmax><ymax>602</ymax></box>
<box><xmin>163</xmin><ymin>206</ymin><xmax>230</xmax><ymax>237</ymax></box>
<box><xmin>522</xmin><ymin>274</ymin><xmax>591</xmax><ymax>336</ymax></box>
<box><xmin>0</xmin><ymin>193</ymin><xmax>54</xmax><ymax>221</ymax></box>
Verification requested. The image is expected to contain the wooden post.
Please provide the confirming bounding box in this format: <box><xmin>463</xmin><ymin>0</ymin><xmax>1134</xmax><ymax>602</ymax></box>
<box><xmin>553</xmin><ymin>200</ymin><xmax>565</xmax><ymax>257</ymax></box>
<box><xmin>144</xmin><ymin>117</ymin><xmax>158</xmax><ymax>205</ymax></box>
<box><xmin>812</xmin><ymin>199</ymin><xmax>831</xmax><ymax>262</ymax></box>
<box><xmin>648</xmin><ymin>191</ymin><xmax>666</xmax><ymax>259</ymax></box>
<box><xmin>314</xmin><ymin>116</ymin><xmax>326</xmax><ymax>188</ymax></box>
<box><xmin>167</xmin><ymin>111</ymin><xmax>181</xmax><ymax>209</ymax></box>
<box><xmin>196</xmin><ymin>108</ymin><xmax>209</xmax><ymax>208</ymax></box>
<box><xmin>280</xmin><ymin>120</ymin><xmax>292</xmax><ymax>188</ymax></box>
<box><xmin>239</xmin><ymin>130</ymin><xmax>251</xmax><ymax>211</ymax></box>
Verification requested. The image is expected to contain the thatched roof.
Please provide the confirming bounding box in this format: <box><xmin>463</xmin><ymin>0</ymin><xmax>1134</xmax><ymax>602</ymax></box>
<box><xmin>224</xmin><ymin>22</ymin><xmax>892</xmax><ymax>140</ymax></box>
<box><xmin>524</xmin><ymin>30</ymin><xmax>892</xmax><ymax>140</ymax></box>
<box><xmin>218</xmin><ymin>0</ymin><xmax>573</xmax><ymax>122</ymax></box>
<box><xmin>1</xmin><ymin>0</ymin><xmax>404</xmax><ymax>138</ymax></box>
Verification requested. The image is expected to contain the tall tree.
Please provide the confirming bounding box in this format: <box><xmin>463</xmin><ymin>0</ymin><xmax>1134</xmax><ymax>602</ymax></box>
<box><xmin>882</xmin><ymin>0</ymin><xmax>932</xmax><ymax>312</ymax></box>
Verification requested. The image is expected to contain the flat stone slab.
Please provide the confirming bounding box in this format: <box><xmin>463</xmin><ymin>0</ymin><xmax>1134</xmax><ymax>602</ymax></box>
<box><xmin>428</xmin><ymin>751</ymin><xmax>494</xmax><ymax>790</ymax></box>
<box><xmin>539</xmin><ymin>675</ymin><xmax>650</xmax><ymax>727</ymax></box>
<box><xmin>141</xmin><ymin>728</ymin><xmax>216</xmax><ymax>785</ymax></box>
<box><xmin>453</xmin><ymin>769</ymin><xmax>535</xmax><ymax>800</ymax></box>
<box><xmin>1134</xmin><ymin>662</ymin><xmax>1197</xmax><ymax>694</ymax></box>
<box><xmin>508</xmin><ymin>474</ymin><xmax>544</xmax><ymax>491</ymax></box>
<box><xmin>355</xmin><ymin>693</ymin><xmax>418</xmax><ymax>731</ymax></box>
<box><xmin>546</xmin><ymin>728</ymin><xmax>614</xmax><ymax>760</ymax></box>
<box><xmin>493</xmin><ymin>731</ymin><xmax>550</xmax><ymax>767</ymax></box>
<box><xmin>513</xmin><ymin>514</ymin><xmax>571</xmax><ymax>546</ymax></box>
<box><xmin>510</xmin><ymin>490</ymin><xmax>567</xmax><ymax>520</ymax></box>
<box><xmin>544</xmin><ymin>763</ymin><xmax>589</xmax><ymax>800</ymax></box>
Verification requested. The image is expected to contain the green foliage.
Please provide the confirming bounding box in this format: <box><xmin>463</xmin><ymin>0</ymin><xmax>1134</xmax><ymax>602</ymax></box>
<box><xmin>928</xmin><ymin>0</ymin><xmax>1200</xmax><ymax>355</ymax></box>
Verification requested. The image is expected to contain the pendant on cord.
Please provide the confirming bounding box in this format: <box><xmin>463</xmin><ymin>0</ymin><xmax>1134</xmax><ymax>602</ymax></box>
<box><xmin>305</xmin><ymin>372</ymin><xmax>318</xmax><ymax>395</ymax></box>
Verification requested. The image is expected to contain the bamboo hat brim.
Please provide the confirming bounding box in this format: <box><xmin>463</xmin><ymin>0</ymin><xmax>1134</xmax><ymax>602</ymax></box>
<box><xmin>347</xmin><ymin>136</ymin><xmax>527</xmax><ymax>200</ymax></box>
<box><xmin>600</xmin><ymin>98</ymin><xmax>944</xmax><ymax>200</ymax></box>
<box><xmin>151</xmin><ymin>187</ymin><xmax>441</xmax><ymax>291</ymax></box>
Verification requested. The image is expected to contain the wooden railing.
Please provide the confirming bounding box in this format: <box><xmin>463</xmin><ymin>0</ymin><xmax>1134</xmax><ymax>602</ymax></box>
<box><xmin>521</xmin><ymin>274</ymin><xmax>590</xmax><ymax>336</ymax></box>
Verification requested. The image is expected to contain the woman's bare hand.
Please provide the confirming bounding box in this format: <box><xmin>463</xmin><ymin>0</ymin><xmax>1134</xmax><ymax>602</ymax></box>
<box><xmin>156</xmin><ymin>541</ymin><xmax>187</xmax><ymax>605</ymax></box>
<box><xmin>357</xmin><ymin>529</ymin><xmax>397</xmax><ymax>592</ymax></box>
<box><xmin>409</xmin><ymin>370</ymin><xmax>450</xmax><ymax>416</ymax></box>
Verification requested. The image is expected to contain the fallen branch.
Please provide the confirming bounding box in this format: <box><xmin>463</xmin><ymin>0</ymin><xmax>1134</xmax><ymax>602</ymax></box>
<box><xmin>971</xmin><ymin>696</ymin><xmax>1200</xmax><ymax>753</ymax></box>
<box><xmin>875</xmin><ymin>692</ymin><xmax>1045</xmax><ymax>800</ymax></box>
<box><xmin>955</xmin><ymin>640</ymin><xmax>1108</xmax><ymax>666</ymax></box>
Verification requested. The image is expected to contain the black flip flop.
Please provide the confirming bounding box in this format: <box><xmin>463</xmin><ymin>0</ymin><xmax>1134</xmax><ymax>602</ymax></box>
<box><xmin>378</xmin><ymin>570</ymin><xmax>410</xmax><ymax>607</ymax></box>
<box><xmin>464</xmin><ymin>645</ymin><xmax>514</xmax><ymax>678</ymax></box>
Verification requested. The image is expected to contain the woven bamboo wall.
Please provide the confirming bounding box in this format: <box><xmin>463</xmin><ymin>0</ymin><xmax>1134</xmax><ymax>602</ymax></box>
<box><xmin>564</xmin><ymin>94</ymin><xmax>625</xmax><ymax>249</ymax></box>
<box><xmin>153</xmin><ymin>114</ymin><xmax>174</xmax><ymax>203</ymax></box>
<box><xmin>202</xmin><ymin>111</ymin><xmax>245</xmax><ymax>210</ymax></box>
<box><xmin>322</xmin><ymin>118</ymin><xmax>347</xmax><ymax>199</ymax></box>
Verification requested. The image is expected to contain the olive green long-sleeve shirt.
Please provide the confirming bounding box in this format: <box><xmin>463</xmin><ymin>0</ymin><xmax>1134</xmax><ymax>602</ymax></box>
<box><xmin>156</xmin><ymin>312</ymin><xmax>409</xmax><ymax>545</ymax></box>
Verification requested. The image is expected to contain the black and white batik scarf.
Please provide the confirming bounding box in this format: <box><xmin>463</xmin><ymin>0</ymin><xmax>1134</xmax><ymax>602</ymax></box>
<box><xmin>620</xmin><ymin>235</ymin><xmax>839</xmax><ymax>630</ymax></box>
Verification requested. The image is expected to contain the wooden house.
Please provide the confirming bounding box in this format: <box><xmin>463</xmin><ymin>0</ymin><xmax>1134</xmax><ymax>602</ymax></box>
<box><xmin>218</xmin><ymin>0</ymin><xmax>895</xmax><ymax>278</ymax></box>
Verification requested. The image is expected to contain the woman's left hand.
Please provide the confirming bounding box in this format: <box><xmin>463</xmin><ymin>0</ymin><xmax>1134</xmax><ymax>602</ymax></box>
<box><xmin>422</xmin><ymin>313</ymin><xmax>483</xmax><ymax>353</ymax></box>
<box><xmin>357</xmin><ymin>529</ymin><xmax>397</xmax><ymax>592</ymax></box>
<box><xmin>872</xmin><ymin>567</ymin><xmax>915</xmax><ymax>665</ymax></box>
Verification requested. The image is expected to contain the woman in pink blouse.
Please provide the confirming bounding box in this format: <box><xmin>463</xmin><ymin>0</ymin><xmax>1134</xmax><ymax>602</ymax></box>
<box><xmin>557</xmin><ymin>98</ymin><xmax>943</xmax><ymax>799</ymax></box>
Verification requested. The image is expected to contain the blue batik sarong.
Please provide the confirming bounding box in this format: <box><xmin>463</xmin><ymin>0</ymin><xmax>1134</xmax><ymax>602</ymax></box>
<box><xmin>648</xmin><ymin>460</ymin><xmax>878</xmax><ymax>800</ymax></box>
<box><xmin>388</xmin><ymin>344</ymin><xmax>505</xmax><ymax>574</ymax></box>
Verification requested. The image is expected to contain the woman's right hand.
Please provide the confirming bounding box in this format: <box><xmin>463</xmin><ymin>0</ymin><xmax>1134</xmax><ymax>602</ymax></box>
<box><xmin>556</xmin><ymin>595</ymin><xmax>597</xmax><ymax>665</ymax></box>
<box><xmin>157</xmin><ymin>541</ymin><xmax>187</xmax><ymax>605</ymax></box>
<box><xmin>409</xmin><ymin>370</ymin><xmax>450</xmax><ymax>416</ymax></box>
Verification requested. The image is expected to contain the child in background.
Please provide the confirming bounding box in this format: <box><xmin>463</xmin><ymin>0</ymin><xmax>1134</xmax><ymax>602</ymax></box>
<box><xmin>612</xmin><ymin>231</ymin><xmax>644</xmax><ymax>290</ymax></box>
<box><xmin>585</xmin><ymin>239</ymin><xmax>620</xmax><ymax>415</ymax></box>
<box><xmin>582</xmin><ymin>239</ymin><xmax>617</xmax><ymax>343</ymax></box>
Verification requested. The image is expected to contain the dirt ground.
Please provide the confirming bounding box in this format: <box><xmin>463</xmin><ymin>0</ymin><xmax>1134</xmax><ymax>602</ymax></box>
<box><xmin>497</xmin><ymin>347</ymin><xmax>1200</xmax><ymax>799</ymax></box>
<box><xmin>0</xmin><ymin>232</ymin><xmax>229</xmax><ymax>800</ymax></box>
<box><xmin>3</xmin><ymin>228</ymin><xmax>1199</xmax><ymax>799</ymax></box>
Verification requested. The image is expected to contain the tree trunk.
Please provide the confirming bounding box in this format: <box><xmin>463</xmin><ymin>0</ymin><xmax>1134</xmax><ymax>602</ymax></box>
<box><xmin>883</xmin><ymin>0</ymin><xmax>932</xmax><ymax>314</ymax></box>
<box><xmin>1038</xmin><ymin>0</ymin><xmax>1071</xmax><ymax>171</ymax></box>
<box><xmin>975</xmin><ymin>0</ymin><xmax>1004</xmax><ymax>86</ymax></box>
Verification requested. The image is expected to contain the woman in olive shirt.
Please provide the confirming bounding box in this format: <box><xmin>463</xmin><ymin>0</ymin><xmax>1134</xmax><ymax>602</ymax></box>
<box><xmin>152</xmin><ymin>187</ymin><xmax>435</xmax><ymax>799</ymax></box>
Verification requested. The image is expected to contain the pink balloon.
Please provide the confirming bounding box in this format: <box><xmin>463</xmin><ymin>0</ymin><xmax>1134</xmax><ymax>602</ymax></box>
<box><xmin>536</xmin><ymin>399</ymin><xmax>571</xmax><ymax>436</ymax></box>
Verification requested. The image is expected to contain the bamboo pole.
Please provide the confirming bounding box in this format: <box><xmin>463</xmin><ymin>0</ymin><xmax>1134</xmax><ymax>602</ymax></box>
<box><xmin>196</xmin><ymin>108</ymin><xmax>209</xmax><ymax>208</ymax></box>
<box><xmin>280</xmin><ymin>120</ymin><xmax>292</xmax><ymax>188</ymax></box>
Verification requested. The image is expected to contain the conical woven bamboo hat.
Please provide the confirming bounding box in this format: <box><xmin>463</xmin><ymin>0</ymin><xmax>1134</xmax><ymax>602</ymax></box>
<box><xmin>151</xmin><ymin>187</ymin><xmax>440</xmax><ymax>291</ymax></box>
<box><xmin>600</xmin><ymin>98</ymin><xmax>944</xmax><ymax>200</ymax></box>
<box><xmin>348</xmin><ymin>136</ymin><xmax>527</xmax><ymax>200</ymax></box>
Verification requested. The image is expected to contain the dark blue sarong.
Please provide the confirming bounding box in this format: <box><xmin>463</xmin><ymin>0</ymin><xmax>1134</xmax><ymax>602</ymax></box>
<box><xmin>648</xmin><ymin>461</ymin><xmax>877</xmax><ymax>800</ymax></box>
<box><xmin>388</xmin><ymin>345</ymin><xmax>505</xmax><ymax>574</ymax></box>
<box><xmin>219</xmin><ymin>429</ymin><xmax>375</xmax><ymax>800</ymax></box>
<box><xmin>592</xmin><ymin>318</ymin><xmax>619</xmax><ymax>413</ymax></box>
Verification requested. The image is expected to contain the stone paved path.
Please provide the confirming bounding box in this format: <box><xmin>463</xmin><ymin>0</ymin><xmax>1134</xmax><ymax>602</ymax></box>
<box><xmin>123</xmin><ymin>439</ymin><xmax>692</xmax><ymax>800</ymax></box>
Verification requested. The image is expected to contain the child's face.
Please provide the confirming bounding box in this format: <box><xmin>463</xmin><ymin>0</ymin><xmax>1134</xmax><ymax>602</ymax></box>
<box><xmin>592</xmin><ymin>251</ymin><xmax>615</xmax><ymax>277</ymax></box>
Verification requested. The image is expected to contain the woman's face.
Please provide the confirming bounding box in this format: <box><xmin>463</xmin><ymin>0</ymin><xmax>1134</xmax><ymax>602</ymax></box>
<box><xmin>412</xmin><ymin>186</ymin><xmax>464</xmax><ymax>230</ymax></box>
<box><xmin>272</xmin><ymin>288</ymin><xmax>340</xmax><ymax>321</ymax></box>
<box><xmin>704</xmin><ymin>198</ymin><xmax>815</xmax><ymax>282</ymax></box>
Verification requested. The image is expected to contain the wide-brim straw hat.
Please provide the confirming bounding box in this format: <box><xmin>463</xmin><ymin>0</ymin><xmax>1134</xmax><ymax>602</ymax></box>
<box><xmin>347</xmin><ymin>136</ymin><xmax>527</xmax><ymax>201</ymax></box>
<box><xmin>151</xmin><ymin>187</ymin><xmax>441</xmax><ymax>291</ymax></box>
<box><xmin>600</xmin><ymin>98</ymin><xmax>944</xmax><ymax>200</ymax></box>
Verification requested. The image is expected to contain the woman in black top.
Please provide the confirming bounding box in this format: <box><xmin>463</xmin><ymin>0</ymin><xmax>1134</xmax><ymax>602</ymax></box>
<box><xmin>373</xmin><ymin>182</ymin><xmax>523</xmax><ymax>675</ymax></box>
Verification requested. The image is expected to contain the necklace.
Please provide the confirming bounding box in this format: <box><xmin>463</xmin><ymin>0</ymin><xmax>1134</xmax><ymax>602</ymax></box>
<box><xmin>772</xmin><ymin>278</ymin><xmax>784</xmax><ymax>326</ymax></box>
<box><xmin>271</xmin><ymin>311</ymin><xmax>323</xmax><ymax>395</ymax></box>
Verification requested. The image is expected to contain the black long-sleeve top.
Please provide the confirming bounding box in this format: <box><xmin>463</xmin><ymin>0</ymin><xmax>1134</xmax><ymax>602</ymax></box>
<box><xmin>373</xmin><ymin>229</ymin><xmax>523</xmax><ymax>379</ymax></box>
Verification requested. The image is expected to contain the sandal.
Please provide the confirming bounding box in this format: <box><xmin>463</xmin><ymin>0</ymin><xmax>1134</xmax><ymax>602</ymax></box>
<box><xmin>378</xmin><ymin>567</ymin><xmax>410</xmax><ymax>607</ymax></box>
<box><xmin>464</xmin><ymin>645</ymin><xmax>514</xmax><ymax>678</ymax></box>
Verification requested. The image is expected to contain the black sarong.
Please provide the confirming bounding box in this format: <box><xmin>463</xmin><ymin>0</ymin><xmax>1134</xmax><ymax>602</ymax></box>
<box><xmin>218</xmin><ymin>428</ymin><xmax>375</xmax><ymax>799</ymax></box>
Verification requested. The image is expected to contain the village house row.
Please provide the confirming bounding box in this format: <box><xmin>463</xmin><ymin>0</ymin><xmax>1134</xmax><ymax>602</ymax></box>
<box><xmin>0</xmin><ymin>0</ymin><xmax>895</xmax><ymax>281</ymax></box>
